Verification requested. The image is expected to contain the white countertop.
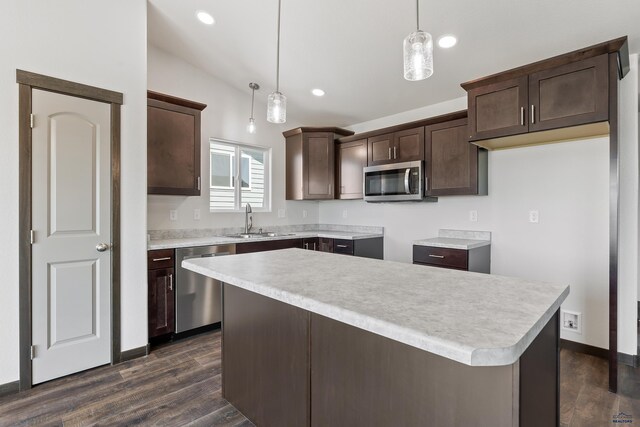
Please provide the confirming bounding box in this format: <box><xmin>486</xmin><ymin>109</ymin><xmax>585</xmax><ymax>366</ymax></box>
<box><xmin>148</xmin><ymin>230</ymin><xmax>383</xmax><ymax>250</ymax></box>
<box><xmin>183</xmin><ymin>249</ymin><xmax>569</xmax><ymax>367</ymax></box>
<box><xmin>413</xmin><ymin>237</ymin><xmax>491</xmax><ymax>250</ymax></box>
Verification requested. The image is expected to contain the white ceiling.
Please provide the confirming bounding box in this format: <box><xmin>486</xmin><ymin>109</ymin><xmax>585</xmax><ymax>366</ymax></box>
<box><xmin>148</xmin><ymin>0</ymin><xmax>640</xmax><ymax>127</ymax></box>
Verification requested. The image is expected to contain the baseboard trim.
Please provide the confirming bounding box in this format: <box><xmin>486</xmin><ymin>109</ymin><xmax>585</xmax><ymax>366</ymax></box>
<box><xmin>119</xmin><ymin>344</ymin><xmax>150</xmax><ymax>363</ymax></box>
<box><xmin>561</xmin><ymin>339</ymin><xmax>608</xmax><ymax>359</ymax></box>
<box><xmin>618</xmin><ymin>352</ymin><xmax>640</xmax><ymax>368</ymax></box>
<box><xmin>560</xmin><ymin>339</ymin><xmax>639</xmax><ymax>367</ymax></box>
<box><xmin>0</xmin><ymin>380</ymin><xmax>20</xmax><ymax>398</ymax></box>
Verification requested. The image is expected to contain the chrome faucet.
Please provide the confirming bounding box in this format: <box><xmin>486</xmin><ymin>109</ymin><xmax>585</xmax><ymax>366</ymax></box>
<box><xmin>244</xmin><ymin>203</ymin><xmax>253</xmax><ymax>234</ymax></box>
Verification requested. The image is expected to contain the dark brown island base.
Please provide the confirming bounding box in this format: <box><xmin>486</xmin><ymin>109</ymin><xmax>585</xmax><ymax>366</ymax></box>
<box><xmin>184</xmin><ymin>249</ymin><xmax>568</xmax><ymax>427</ymax></box>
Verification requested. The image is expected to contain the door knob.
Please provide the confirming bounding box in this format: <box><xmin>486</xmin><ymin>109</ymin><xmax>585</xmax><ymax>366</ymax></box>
<box><xmin>96</xmin><ymin>243</ymin><xmax>109</xmax><ymax>252</ymax></box>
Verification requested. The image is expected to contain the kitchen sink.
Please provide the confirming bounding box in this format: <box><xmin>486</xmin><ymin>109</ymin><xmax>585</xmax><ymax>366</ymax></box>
<box><xmin>225</xmin><ymin>232</ymin><xmax>295</xmax><ymax>239</ymax></box>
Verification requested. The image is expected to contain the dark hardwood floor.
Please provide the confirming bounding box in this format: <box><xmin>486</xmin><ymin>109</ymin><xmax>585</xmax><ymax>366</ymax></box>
<box><xmin>0</xmin><ymin>330</ymin><xmax>638</xmax><ymax>426</ymax></box>
<box><xmin>560</xmin><ymin>348</ymin><xmax>640</xmax><ymax>427</ymax></box>
<box><xmin>0</xmin><ymin>331</ymin><xmax>252</xmax><ymax>426</ymax></box>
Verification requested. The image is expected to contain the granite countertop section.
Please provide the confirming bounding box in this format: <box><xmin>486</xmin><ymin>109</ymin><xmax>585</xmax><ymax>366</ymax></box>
<box><xmin>414</xmin><ymin>229</ymin><xmax>491</xmax><ymax>250</ymax></box>
<box><xmin>183</xmin><ymin>249</ymin><xmax>569</xmax><ymax>367</ymax></box>
<box><xmin>148</xmin><ymin>230</ymin><xmax>383</xmax><ymax>250</ymax></box>
<box><xmin>413</xmin><ymin>237</ymin><xmax>491</xmax><ymax>250</ymax></box>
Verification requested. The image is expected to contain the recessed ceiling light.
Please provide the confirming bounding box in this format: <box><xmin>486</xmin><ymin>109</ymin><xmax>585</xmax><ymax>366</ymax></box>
<box><xmin>437</xmin><ymin>35</ymin><xmax>457</xmax><ymax>49</ymax></box>
<box><xmin>311</xmin><ymin>88</ymin><xmax>325</xmax><ymax>97</ymax></box>
<box><xmin>196</xmin><ymin>11</ymin><xmax>215</xmax><ymax>25</ymax></box>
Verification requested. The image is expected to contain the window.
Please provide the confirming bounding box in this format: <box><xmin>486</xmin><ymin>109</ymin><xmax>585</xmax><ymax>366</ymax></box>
<box><xmin>209</xmin><ymin>139</ymin><xmax>271</xmax><ymax>211</ymax></box>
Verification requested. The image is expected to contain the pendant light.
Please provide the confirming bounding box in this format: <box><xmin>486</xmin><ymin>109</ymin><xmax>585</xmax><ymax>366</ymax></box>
<box><xmin>247</xmin><ymin>82</ymin><xmax>259</xmax><ymax>134</ymax></box>
<box><xmin>267</xmin><ymin>0</ymin><xmax>286</xmax><ymax>123</ymax></box>
<box><xmin>403</xmin><ymin>0</ymin><xmax>433</xmax><ymax>81</ymax></box>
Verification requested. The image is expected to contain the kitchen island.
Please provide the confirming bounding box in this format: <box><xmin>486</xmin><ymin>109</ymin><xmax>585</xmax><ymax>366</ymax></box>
<box><xmin>183</xmin><ymin>249</ymin><xmax>569</xmax><ymax>427</ymax></box>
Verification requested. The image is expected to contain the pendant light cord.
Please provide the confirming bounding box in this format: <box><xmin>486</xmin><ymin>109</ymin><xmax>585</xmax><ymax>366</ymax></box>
<box><xmin>250</xmin><ymin>87</ymin><xmax>255</xmax><ymax>118</ymax></box>
<box><xmin>276</xmin><ymin>0</ymin><xmax>282</xmax><ymax>93</ymax></box>
<box><xmin>416</xmin><ymin>0</ymin><xmax>420</xmax><ymax>31</ymax></box>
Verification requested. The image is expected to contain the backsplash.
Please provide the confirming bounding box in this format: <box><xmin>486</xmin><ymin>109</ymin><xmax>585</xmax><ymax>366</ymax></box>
<box><xmin>148</xmin><ymin>223</ymin><xmax>384</xmax><ymax>241</ymax></box>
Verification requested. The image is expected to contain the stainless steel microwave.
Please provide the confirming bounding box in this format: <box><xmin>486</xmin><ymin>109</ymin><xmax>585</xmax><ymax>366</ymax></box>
<box><xmin>363</xmin><ymin>161</ymin><xmax>425</xmax><ymax>202</ymax></box>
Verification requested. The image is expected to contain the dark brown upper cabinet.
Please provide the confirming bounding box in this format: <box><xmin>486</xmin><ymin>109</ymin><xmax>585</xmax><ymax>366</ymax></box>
<box><xmin>463</xmin><ymin>51</ymin><xmax>613</xmax><ymax>150</ymax></box>
<box><xmin>147</xmin><ymin>91</ymin><xmax>207</xmax><ymax>196</ymax></box>
<box><xmin>336</xmin><ymin>139</ymin><xmax>367</xmax><ymax>199</ymax></box>
<box><xmin>467</xmin><ymin>76</ymin><xmax>528</xmax><ymax>141</ymax></box>
<box><xmin>284</xmin><ymin>127</ymin><xmax>354</xmax><ymax>200</ymax></box>
<box><xmin>368</xmin><ymin>127</ymin><xmax>424</xmax><ymax>166</ymax></box>
<box><xmin>528</xmin><ymin>54</ymin><xmax>609</xmax><ymax>132</ymax></box>
<box><xmin>425</xmin><ymin>117</ymin><xmax>488</xmax><ymax>196</ymax></box>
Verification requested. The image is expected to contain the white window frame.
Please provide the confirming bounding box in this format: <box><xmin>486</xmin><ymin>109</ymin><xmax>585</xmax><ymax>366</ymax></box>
<box><xmin>210</xmin><ymin>149</ymin><xmax>234</xmax><ymax>189</ymax></box>
<box><xmin>209</xmin><ymin>138</ymin><xmax>272</xmax><ymax>213</ymax></box>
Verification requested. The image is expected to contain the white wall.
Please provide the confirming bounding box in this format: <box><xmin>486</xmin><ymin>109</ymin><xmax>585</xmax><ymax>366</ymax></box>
<box><xmin>320</xmin><ymin>66</ymin><xmax>639</xmax><ymax>353</ymax></box>
<box><xmin>0</xmin><ymin>0</ymin><xmax>148</xmax><ymax>385</ymax></box>
<box><xmin>147</xmin><ymin>45</ymin><xmax>319</xmax><ymax>231</ymax></box>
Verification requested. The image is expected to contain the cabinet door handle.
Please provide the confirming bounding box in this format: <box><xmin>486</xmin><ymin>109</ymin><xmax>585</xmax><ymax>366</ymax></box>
<box><xmin>152</xmin><ymin>257</ymin><xmax>171</xmax><ymax>262</ymax></box>
<box><xmin>393</xmin><ymin>146</ymin><xmax>397</xmax><ymax>159</ymax></box>
<box><xmin>336</xmin><ymin>244</ymin><xmax>349</xmax><ymax>248</ymax></box>
<box><xmin>520</xmin><ymin>107</ymin><xmax>525</xmax><ymax>126</ymax></box>
<box><xmin>313</xmin><ymin>242</ymin><xmax>316</xmax><ymax>251</ymax></box>
<box><xmin>531</xmin><ymin>105</ymin><xmax>535</xmax><ymax>124</ymax></box>
<box><xmin>428</xmin><ymin>254</ymin><xmax>445</xmax><ymax>259</ymax></box>
<box><xmin>305</xmin><ymin>243</ymin><xmax>309</xmax><ymax>250</ymax></box>
<box><xmin>168</xmin><ymin>273</ymin><xmax>173</xmax><ymax>291</ymax></box>
<box><xmin>388</xmin><ymin>147</ymin><xmax>392</xmax><ymax>159</ymax></box>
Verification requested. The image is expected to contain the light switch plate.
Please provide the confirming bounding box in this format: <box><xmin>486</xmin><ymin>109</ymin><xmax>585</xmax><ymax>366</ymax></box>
<box><xmin>528</xmin><ymin>210</ymin><xmax>539</xmax><ymax>223</ymax></box>
<box><xmin>302</xmin><ymin>209</ymin><xmax>308</xmax><ymax>218</ymax></box>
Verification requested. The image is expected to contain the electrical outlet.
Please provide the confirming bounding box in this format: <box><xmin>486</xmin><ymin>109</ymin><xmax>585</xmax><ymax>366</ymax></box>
<box><xmin>278</xmin><ymin>209</ymin><xmax>286</xmax><ymax>218</ymax></box>
<box><xmin>169</xmin><ymin>210</ymin><xmax>178</xmax><ymax>221</ymax></box>
<box><xmin>469</xmin><ymin>210</ymin><xmax>478</xmax><ymax>222</ymax></box>
<box><xmin>302</xmin><ymin>209</ymin><xmax>308</xmax><ymax>218</ymax></box>
<box><xmin>528</xmin><ymin>210</ymin><xmax>539</xmax><ymax>223</ymax></box>
<box><xmin>342</xmin><ymin>209</ymin><xmax>348</xmax><ymax>219</ymax></box>
<box><xmin>194</xmin><ymin>209</ymin><xmax>201</xmax><ymax>220</ymax></box>
<box><xmin>561</xmin><ymin>310</ymin><xmax>581</xmax><ymax>334</ymax></box>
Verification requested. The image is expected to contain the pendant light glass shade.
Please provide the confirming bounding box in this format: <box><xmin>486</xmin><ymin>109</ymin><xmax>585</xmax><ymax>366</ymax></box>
<box><xmin>403</xmin><ymin>30</ymin><xmax>433</xmax><ymax>81</ymax></box>
<box><xmin>247</xmin><ymin>117</ymin><xmax>256</xmax><ymax>134</ymax></box>
<box><xmin>267</xmin><ymin>91</ymin><xmax>286</xmax><ymax>124</ymax></box>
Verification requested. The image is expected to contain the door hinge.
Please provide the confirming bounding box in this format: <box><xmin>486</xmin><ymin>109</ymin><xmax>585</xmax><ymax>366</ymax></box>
<box><xmin>30</xmin><ymin>230</ymin><xmax>35</xmax><ymax>245</ymax></box>
<box><xmin>30</xmin><ymin>114</ymin><xmax>34</xmax><ymax>129</ymax></box>
<box><xmin>30</xmin><ymin>345</ymin><xmax>36</xmax><ymax>360</ymax></box>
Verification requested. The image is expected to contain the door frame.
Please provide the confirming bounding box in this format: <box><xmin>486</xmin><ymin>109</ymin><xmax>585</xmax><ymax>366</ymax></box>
<box><xmin>17</xmin><ymin>70</ymin><xmax>123</xmax><ymax>390</ymax></box>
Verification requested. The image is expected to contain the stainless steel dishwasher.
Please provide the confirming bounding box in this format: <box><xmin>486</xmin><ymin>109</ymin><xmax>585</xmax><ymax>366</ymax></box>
<box><xmin>175</xmin><ymin>244</ymin><xmax>236</xmax><ymax>333</ymax></box>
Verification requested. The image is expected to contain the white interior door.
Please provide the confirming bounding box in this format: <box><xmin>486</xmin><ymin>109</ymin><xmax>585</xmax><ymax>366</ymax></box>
<box><xmin>31</xmin><ymin>89</ymin><xmax>112</xmax><ymax>384</ymax></box>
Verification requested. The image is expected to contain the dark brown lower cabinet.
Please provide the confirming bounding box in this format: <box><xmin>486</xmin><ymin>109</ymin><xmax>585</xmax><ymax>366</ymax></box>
<box><xmin>302</xmin><ymin>237</ymin><xmax>319</xmax><ymax>251</ymax></box>
<box><xmin>222</xmin><ymin>284</ymin><xmax>559</xmax><ymax>427</ymax></box>
<box><xmin>222</xmin><ymin>285</ymin><xmax>309</xmax><ymax>427</ymax></box>
<box><xmin>318</xmin><ymin>237</ymin><xmax>334</xmax><ymax>253</ymax></box>
<box><xmin>413</xmin><ymin>244</ymin><xmax>491</xmax><ymax>273</ymax></box>
<box><xmin>148</xmin><ymin>267</ymin><xmax>174</xmax><ymax>338</ymax></box>
<box><xmin>236</xmin><ymin>238</ymin><xmax>303</xmax><ymax>254</ymax></box>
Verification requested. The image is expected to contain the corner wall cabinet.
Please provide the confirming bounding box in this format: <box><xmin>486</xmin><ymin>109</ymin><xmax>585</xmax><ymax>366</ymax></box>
<box><xmin>147</xmin><ymin>249</ymin><xmax>175</xmax><ymax>338</ymax></box>
<box><xmin>147</xmin><ymin>91</ymin><xmax>207</xmax><ymax>195</ymax></box>
<box><xmin>284</xmin><ymin>127</ymin><xmax>354</xmax><ymax>200</ymax></box>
